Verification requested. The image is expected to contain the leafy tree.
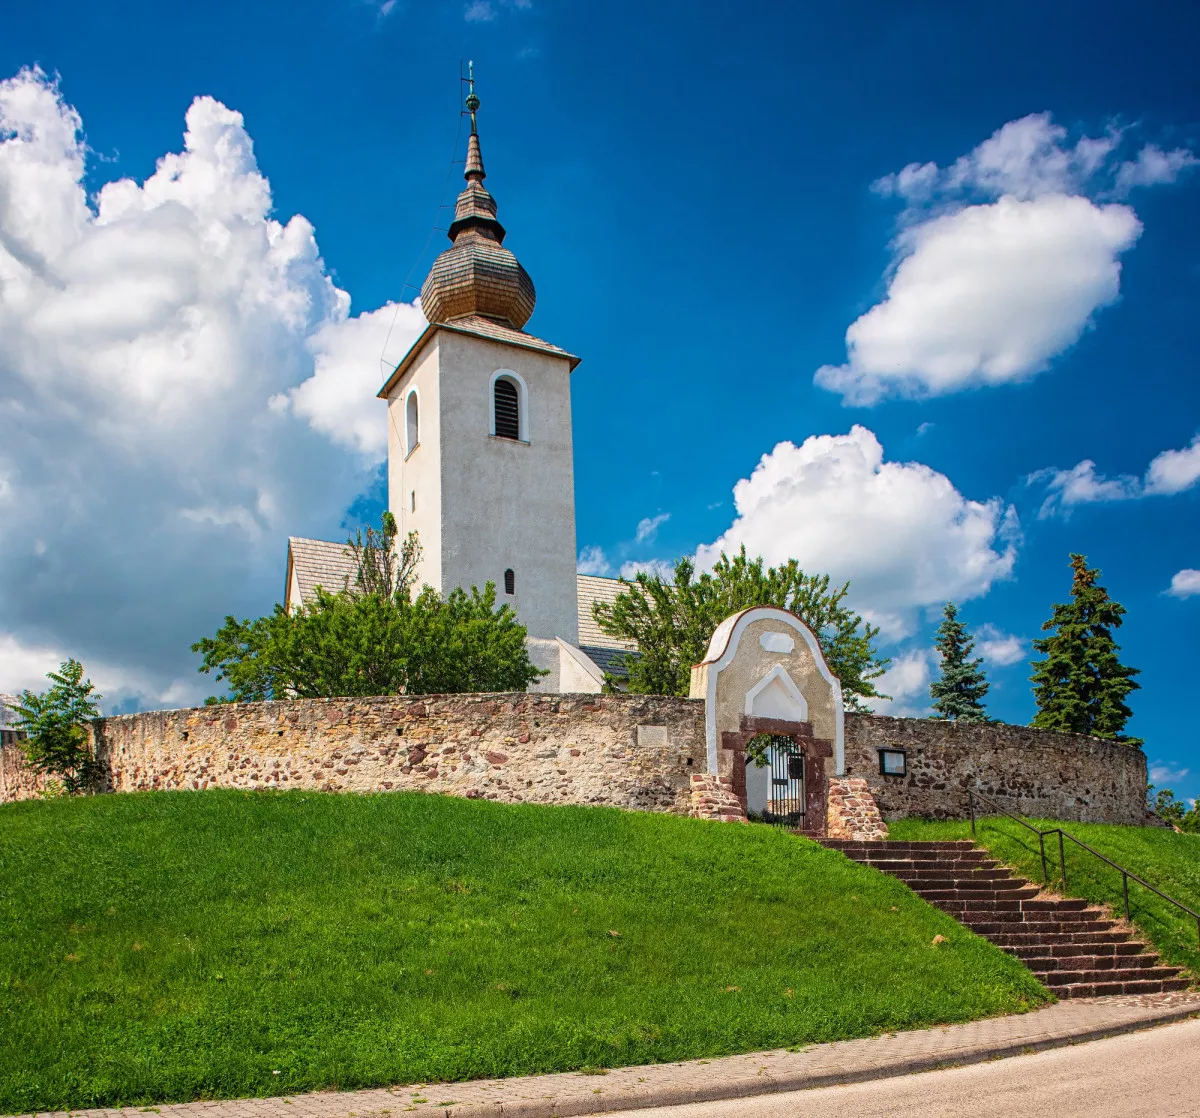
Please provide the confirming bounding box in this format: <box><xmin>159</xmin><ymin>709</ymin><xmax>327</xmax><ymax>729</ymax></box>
<box><xmin>592</xmin><ymin>547</ymin><xmax>889</xmax><ymax>709</ymax></box>
<box><xmin>1147</xmin><ymin>786</ymin><xmax>1200</xmax><ymax>833</ymax></box>
<box><xmin>1029</xmin><ymin>553</ymin><xmax>1141</xmax><ymax>744</ymax></box>
<box><xmin>11</xmin><ymin>659</ymin><xmax>102</xmax><ymax>794</ymax></box>
<box><xmin>928</xmin><ymin>602</ymin><xmax>990</xmax><ymax>722</ymax></box>
<box><xmin>193</xmin><ymin>520</ymin><xmax>542</xmax><ymax>701</ymax></box>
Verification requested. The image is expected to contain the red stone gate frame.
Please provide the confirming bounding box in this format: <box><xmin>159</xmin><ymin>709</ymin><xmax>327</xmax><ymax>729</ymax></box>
<box><xmin>689</xmin><ymin>606</ymin><xmax>845</xmax><ymax>835</ymax></box>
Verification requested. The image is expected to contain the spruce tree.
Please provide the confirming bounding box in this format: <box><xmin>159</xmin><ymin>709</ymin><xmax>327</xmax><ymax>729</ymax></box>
<box><xmin>1029</xmin><ymin>553</ymin><xmax>1141</xmax><ymax>744</ymax></box>
<box><xmin>929</xmin><ymin>602</ymin><xmax>990</xmax><ymax>721</ymax></box>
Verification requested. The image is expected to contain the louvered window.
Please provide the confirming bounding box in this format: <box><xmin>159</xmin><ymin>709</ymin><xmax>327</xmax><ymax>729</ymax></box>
<box><xmin>504</xmin><ymin>568</ymin><xmax>515</xmax><ymax>595</ymax></box>
<box><xmin>494</xmin><ymin>377</ymin><xmax>520</xmax><ymax>440</ymax></box>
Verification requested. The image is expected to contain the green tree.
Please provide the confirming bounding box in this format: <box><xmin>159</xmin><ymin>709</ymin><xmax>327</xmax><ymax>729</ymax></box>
<box><xmin>1147</xmin><ymin>786</ymin><xmax>1200</xmax><ymax>833</ymax></box>
<box><xmin>12</xmin><ymin>659</ymin><xmax>102</xmax><ymax>794</ymax></box>
<box><xmin>928</xmin><ymin>602</ymin><xmax>990</xmax><ymax>722</ymax></box>
<box><xmin>592</xmin><ymin>547</ymin><xmax>889</xmax><ymax>709</ymax></box>
<box><xmin>1029</xmin><ymin>553</ymin><xmax>1141</xmax><ymax>743</ymax></box>
<box><xmin>192</xmin><ymin>520</ymin><xmax>542</xmax><ymax>701</ymax></box>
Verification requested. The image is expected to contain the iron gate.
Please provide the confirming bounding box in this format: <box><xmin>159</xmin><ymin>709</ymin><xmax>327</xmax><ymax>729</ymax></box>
<box><xmin>763</xmin><ymin>735</ymin><xmax>805</xmax><ymax>827</ymax></box>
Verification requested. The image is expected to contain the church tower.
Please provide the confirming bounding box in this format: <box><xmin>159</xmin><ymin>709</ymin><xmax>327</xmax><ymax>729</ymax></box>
<box><xmin>377</xmin><ymin>70</ymin><xmax>582</xmax><ymax>651</ymax></box>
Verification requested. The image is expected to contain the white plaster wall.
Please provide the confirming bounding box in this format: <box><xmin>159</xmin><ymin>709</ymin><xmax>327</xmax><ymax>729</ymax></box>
<box><xmin>385</xmin><ymin>338</ymin><xmax>443</xmax><ymax>593</ymax></box>
<box><xmin>436</xmin><ymin>331</ymin><xmax>579</xmax><ymax>643</ymax></box>
<box><xmin>745</xmin><ymin>759</ymin><xmax>768</xmax><ymax>816</ymax></box>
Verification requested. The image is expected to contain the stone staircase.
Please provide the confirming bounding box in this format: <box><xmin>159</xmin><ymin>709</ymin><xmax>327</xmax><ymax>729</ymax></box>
<box><xmin>822</xmin><ymin>838</ymin><xmax>1192</xmax><ymax>998</ymax></box>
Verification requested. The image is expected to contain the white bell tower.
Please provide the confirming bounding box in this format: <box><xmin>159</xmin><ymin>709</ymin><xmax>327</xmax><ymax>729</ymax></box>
<box><xmin>377</xmin><ymin>67</ymin><xmax>587</xmax><ymax>669</ymax></box>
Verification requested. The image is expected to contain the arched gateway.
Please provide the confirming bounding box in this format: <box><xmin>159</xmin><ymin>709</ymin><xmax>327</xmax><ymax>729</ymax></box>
<box><xmin>689</xmin><ymin>607</ymin><xmax>844</xmax><ymax>836</ymax></box>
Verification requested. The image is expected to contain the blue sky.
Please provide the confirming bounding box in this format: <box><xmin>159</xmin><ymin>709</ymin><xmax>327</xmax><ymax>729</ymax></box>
<box><xmin>1</xmin><ymin>1</ymin><xmax>1197</xmax><ymax>798</ymax></box>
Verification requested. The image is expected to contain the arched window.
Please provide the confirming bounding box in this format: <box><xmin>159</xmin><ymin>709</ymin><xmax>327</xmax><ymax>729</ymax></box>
<box><xmin>504</xmin><ymin>568</ymin><xmax>515</xmax><ymax>595</ymax></box>
<box><xmin>493</xmin><ymin>377</ymin><xmax>520</xmax><ymax>440</ymax></box>
<box><xmin>405</xmin><ymin>390</ymin><xmax>419</xmax><ymax>454</ymax></box>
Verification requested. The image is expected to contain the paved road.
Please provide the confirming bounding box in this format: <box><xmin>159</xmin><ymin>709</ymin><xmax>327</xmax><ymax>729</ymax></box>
<box><xmin>590</xmin><ymin>1017</ymin><xmax>1200</xmax><ymax>1118</ymax></box>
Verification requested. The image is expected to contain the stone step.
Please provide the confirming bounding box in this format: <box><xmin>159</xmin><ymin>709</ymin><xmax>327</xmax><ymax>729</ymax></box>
<box><xmin>822</xmin><ymin>840</ymin><xmax>978</xmax><ymax>851</ymax></box>
<box><xmin>907</xmin><ymin>876</ymin><xmax>1029</xmax><ymax>892</ymax></box>
<box><xmin>1009</xmin><ymin>940</ymin><xmax>1145</xmax><ymax>960</ymax></box>
<box><xmin>917</xmin><ymin>887</ymin><xmax>1041</xmax><ymax>905</ymax></box>
<box><xmin>889</xmin><ymin>869</ymin><xmax>1010</xmax><ymax>883</ymax></box>
<box><xmin>988</xmin><ymin>929</ymin><xmax>1132</xmax><ymax>948</ymax></box>
<box><xmin>1042</xmin><ymin>965</ymin><xmax>1183</xmax><ymax>988</ymax></box>
<box><xmin>967</xmin><ymin>919</ymin><xmax>1117</xmax><ymax>936</ymax></box>
<box><xmin>1023</xmin><ymin>952</ymin><xmax>1162</xmax><ymax>973</ymax></box>
<box><xmin>1055</xmin><ymin>977</ymin><xmax>1191</xmax><ymax>998</ymax></box>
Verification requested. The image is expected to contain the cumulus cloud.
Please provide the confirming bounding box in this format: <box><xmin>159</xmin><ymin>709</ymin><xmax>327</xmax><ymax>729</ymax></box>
<box><xmin>866</xmin><ymin>649</ymin><xmax>932</xmax><ymax>717</ymax></box>
<box><xmin>576</xmin><ymin>546</ymin><xmax>611</xmax><ymax>577</ymax></box>
<box><xmin>0</xmin><ymin>67</ymin><xmax>421</xmax><ymax>707</ymax></box>
<box><xmin>619</xmin><ymin>559</ymin><xmax>675</xmax><ymax>580</ymax></box>
<box><xmin>1167</xmin><ymin>569</ymin><xmax>1200</xmax><ymax>599</ymax></box>
<box><xmin>818</xmin><ymin>113</ymin><xmax>1194</xmax><ymax>405</ymax></box>
<box><xmin>635</xmin><ymin>512</ymin><xmax>670</xmax><ymax>544</ymax></box>
<box><xmin>1034</xmin><ymin>433</ymin><xmax>1200</xmax><ymax>516</ymax></box>
<box><xmin>1149</xmin><ymin>762</ymin><xmax>1190</xmax><ymax>786</ymax></box>
<box><xmin>695</xmin><ymin>426</ymin><xmax>1018</xmax><ymax>638</ymax></box>
<box><xmin>976</xmin><ymin>624</ymin><xmax>1025</xmax><ymax>667</ymax></box>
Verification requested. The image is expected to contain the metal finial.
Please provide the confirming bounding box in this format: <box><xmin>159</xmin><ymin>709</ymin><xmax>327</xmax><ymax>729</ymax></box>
<box><xmin>465</xmin><ymin>59</ymin><xmax>480</xmax><ymax>131</ymax></box>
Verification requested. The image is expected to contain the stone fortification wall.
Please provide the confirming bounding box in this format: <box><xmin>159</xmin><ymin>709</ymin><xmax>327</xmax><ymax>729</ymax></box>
<box><xmin>73</xmin><ymin>693</ymin><xmax>707</xmax><ymax>814</ymax></box>
<box><xmin>843</xmin><ymin>714</ymin><xmax>1147</xmax><ymax>826</ymax></box>
<box><xmin>0</xmin><ymin>696</ymin><xmax>1148</xmax><ymax>828</ymax></box>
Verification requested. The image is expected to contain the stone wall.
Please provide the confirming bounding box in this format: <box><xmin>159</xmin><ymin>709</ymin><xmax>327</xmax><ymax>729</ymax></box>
<box><xmin>843</xmin><ymin>714</ymin><xmax>1148</xmax><ymax>825</ymax></box>
<box><xmin>0</xmin><ymin>696</ymin><xmax>1149</xmax><ymax>828</ymax></box>
<box><xmin>0</xmin><ymin>693</ymin><xmax>705</xmax><ymax>814</ymax></box>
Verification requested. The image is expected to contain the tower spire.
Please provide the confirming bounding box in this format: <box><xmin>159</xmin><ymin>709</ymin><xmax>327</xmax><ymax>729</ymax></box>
<box><xmin>419</xmin><ymin>65</ymin><xmax>536</xmax><ymax>329</ymax></box>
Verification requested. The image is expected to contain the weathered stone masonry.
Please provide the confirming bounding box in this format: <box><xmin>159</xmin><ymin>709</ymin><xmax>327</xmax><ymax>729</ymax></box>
<box><xmin>843</xmin><ymin>714</ymin><xmax>1148</xmax><ymax>826</ymax></box>
<box><xmin>0</xmin><ymin>696</ymin><xmax>1148</xmax><ymax>828</ymax></box>
<box><xmin>88</xmin><ymin>693</ymin><xmax>707</xmax><ymax>814</ymax></box>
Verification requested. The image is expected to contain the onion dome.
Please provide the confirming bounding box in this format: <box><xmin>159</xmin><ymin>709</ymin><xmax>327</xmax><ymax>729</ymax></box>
<box><xmin>420</xmin><ymin>75</ymin><xmax>536</xmax><ymax>330</ymax></box>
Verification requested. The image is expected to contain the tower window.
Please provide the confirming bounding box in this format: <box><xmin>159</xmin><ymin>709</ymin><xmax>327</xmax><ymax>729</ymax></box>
<box><xmin>405</xmin><ymin>390</ymin><xmax>419</xmax><ymax>454</ymax></box>
<box><xmin>504</xmin><ymin>568</ymin><xmax>515</xmax><ymax>595</ymax></box>
<box><xmin>493</xmin><ymin>377</ymin><xmax>520</xmax><ymax>440</ymax></box>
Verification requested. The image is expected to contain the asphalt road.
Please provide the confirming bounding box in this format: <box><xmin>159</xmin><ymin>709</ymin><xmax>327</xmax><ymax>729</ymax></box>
<box><xmin>590</xmin><ymin>1017</ymin><xmax>1200</xmax><ymax>1118</ymax></box>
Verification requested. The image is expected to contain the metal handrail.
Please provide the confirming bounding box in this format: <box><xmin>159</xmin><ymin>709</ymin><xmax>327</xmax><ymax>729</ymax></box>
<box><xmin>968</xmin><ymin>788</ymin><xmax>1200</xmax><ymax>947</ymax></box>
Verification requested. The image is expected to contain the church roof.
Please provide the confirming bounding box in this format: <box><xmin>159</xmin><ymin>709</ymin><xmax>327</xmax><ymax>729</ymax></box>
<box><xmin>285</xmin><ymin>537</ymin><xmax>357</xmax><ymax>607</ymax></box>
<box><xmin>418</xmin><ymin>71</ymin><xmax>536</xmax><ymax>330</ymax></box>
<box><xmin>284</xmin><ymin>542</ymin><xmax>637</xmax><ymax>677</ymax></box>
<box><xmin>377</xmin><ymin>315</ymin><xmax>580</xmax><ymax>399</ymax></box>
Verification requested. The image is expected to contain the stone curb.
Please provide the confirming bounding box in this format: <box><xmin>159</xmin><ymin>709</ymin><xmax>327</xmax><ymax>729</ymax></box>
<box><xmin>11</xmin><ymin>993</ymin><xmax>1200</xmax><ymax>1118</ymax></box>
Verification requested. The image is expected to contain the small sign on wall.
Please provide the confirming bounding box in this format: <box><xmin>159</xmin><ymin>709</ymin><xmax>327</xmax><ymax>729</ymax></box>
<box><xmin>878</xmin><ymin>748</ymin><xmax>907</xmax><ymax>776</ymax></box>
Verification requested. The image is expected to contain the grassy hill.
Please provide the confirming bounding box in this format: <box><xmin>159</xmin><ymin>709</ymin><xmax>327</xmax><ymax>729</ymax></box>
<box><xmin>1</xmin><ymin>790</ymin><xmax>1046</xmax><ymax>1113</ymax></box>
<box><xmin>890</xmin><ymin>817</ymin><xmax>1200</xmax><ymax>976</ymax></box>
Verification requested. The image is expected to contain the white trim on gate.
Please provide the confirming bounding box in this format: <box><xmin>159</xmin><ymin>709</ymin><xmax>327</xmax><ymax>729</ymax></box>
<box><xmin>744</xmin><ymin>663</ymin><xmax>809</xmax><ymax>722</ymax></box>
<box><xmin>700</xmin><ymin>607</ymin><xmax>845</xmax><ymax>777</ymax></box>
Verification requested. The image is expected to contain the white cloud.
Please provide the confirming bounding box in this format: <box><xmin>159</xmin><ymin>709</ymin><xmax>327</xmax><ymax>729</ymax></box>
<box><xmin>1115</xmin><ymin>145</ymin><xmax>1198</xmax><ymax>195</ymax></box>
<box><xmin>1035</xmin><ymin>433</ymin><xmax>1200</xmax><ymax>516</ymax></box>
<box><xmin>619</xmin><ymin>559</ymin><xmax>675</xmax><ymax>580</ymax></box>
<box><xmin>1145</xmin><ymin>434</ymin><xmax>1200</xmax><ymax>495</ymax></box>
<box><xmin>819</xmin><ymin>113</ymin><xmax>1194</xmax><ymax>405</ymax></box>
<box><xmin>1149</xmin><ymin>762</ymin><xmax>1190</xmax><ymax>786</ymax></box>
<box><xmin>695</xmin><ymin>426</ymin><xmax>1018</xmax><ymax>638</ymax></box>
<box><xmin>635</xmin><ymin>512</ymin><xmax>669</xmax><ymax>544</ymax></box>
<box><xmin>464</xmin><ymin>0</ymin><xmax>529</xmax><ymax>20</ymax></box>
<box><xmin>281</xmin><ymin>300</ymin><xmax>425</xmax><ymax>459</ymax></box>
<box><xmin>1167</xmin><ymin>569</ymin><xmax>1200</xmax><ymax>599</ymax></box>
<box><xmin>576</xmin><ymin>546</ymin><xmax>611</xmax><ymax>576</ymax></box>
<box><xmin>0</xmin><ymin>67</ymin><xmax>413</xmax><ymax>706</ymax></box>
<box><xmin>815</xmin><ymin>195</ymin><xmax>1141</xmax><ymax>405</ymax></box>
<box><xmin>866</xmin><ymin>649</ymin><xmax>933</xmax><ymax>717</ymax></box>
<box><xmin>976</xmin><ymin>624</ymin><xmax>1025</xmax><ymax>667</ymax></box>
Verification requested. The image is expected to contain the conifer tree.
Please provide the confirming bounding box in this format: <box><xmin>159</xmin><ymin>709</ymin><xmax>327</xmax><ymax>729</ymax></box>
<box><xmin>1029</xmin><ymin>553</ymin><xmax>1141</xmax><ymax>744</ymax></box>
<box><xmin>929</xmin><ymin>602</ymin><xmax>990</xmax><ymax>721</ymax></box>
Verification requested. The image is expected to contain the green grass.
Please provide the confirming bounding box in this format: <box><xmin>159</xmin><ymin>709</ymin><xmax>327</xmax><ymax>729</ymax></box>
<box><xmin>0</xmin><ymin>791</ymin><xmax>1047</xmax><ymax>1113</ymax></box>
<box><xmin>889</xmin><ymin>816</ymin><xmax>1200</xmax><ymax>977</ymax></box>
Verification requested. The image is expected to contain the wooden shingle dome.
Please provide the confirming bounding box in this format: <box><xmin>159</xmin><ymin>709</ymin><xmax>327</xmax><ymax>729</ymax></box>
<box><xmin>420</xmin><ymin>90</ymin><xmax>536</xmax><ymax>330</ymax></box>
